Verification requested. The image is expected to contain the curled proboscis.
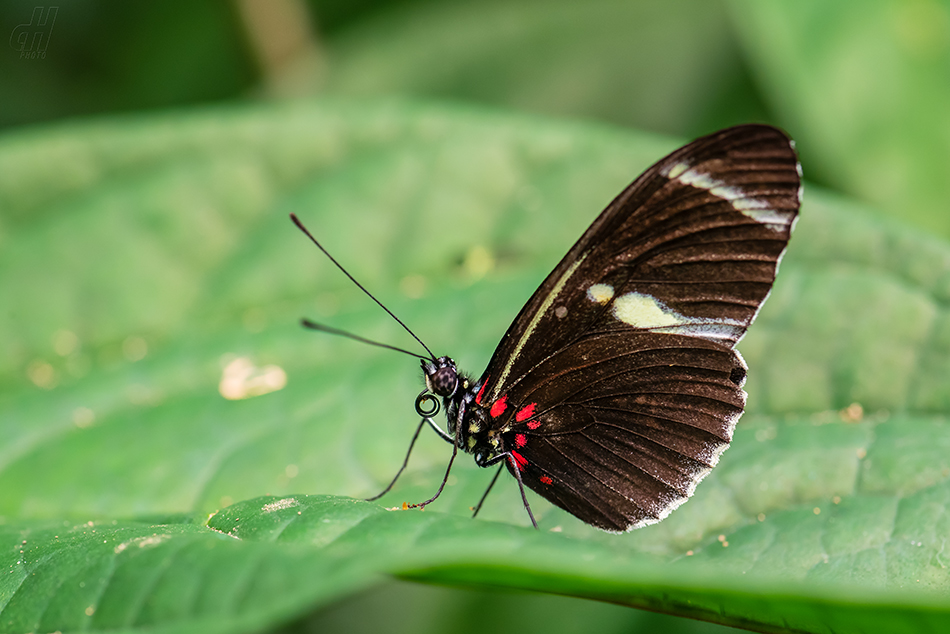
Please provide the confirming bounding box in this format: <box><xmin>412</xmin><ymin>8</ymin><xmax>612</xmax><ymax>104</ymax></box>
<box><xmin>415</xmin><ymin>391</ymin><xmax>441</xmax><ymax>417</ymax></box>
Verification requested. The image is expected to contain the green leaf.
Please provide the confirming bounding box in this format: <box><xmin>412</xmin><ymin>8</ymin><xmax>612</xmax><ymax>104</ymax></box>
<box><xmin>729</xmin><ymin>0</ymin><xmax>950</xmax><ymax>240</ymax></box>
<box><xmin>0</xmin><ymin>514</ymin><xmax>378</xmax><ymax>634</ymax></box>
<box><xmin>1</xmin><ymin>99</ymin><xmax>949</xmax><ymax>632</ymax></box>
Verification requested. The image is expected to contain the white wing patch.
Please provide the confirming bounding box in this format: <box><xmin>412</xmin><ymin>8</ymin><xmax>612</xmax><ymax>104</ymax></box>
<box><xmin>611</xmin><ymin>292</ymin><xmax>744</xmax><ymax>342</ymax></box>
<box><xmin>586</xmin><ymin>284</ymin><xmax>615</xmax><ymax>304</ymax></box>
<box><xmin>661</xmin><ymin>163</ymin><xmax>794</xmax><ymax>232</ymax></box>
<box><xmin>612</xmin><ymin>292</ymin><xmax>688</xmax><ymax>328</ymax></box>
<box><xmin>666</xmin><ymin>161</ymin><xmax>689</xmax><ymax>179</ymax></box>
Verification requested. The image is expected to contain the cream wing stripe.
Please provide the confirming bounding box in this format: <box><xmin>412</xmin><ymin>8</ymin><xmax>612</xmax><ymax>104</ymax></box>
<box><xmin>660</xmin><ymin>162</ymin><xmax>794</xmax><ymax>231</ymax></box>
<box><xmin>489</xmin><ymin>251</ymin><xmax>589</xmax><ymax>401</ymax></box>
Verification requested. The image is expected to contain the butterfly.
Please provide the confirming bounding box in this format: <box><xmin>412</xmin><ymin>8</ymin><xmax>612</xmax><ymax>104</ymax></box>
<box><xmin>294</xmin><ymin>124</ymin><xmax>801</xmax><ymax>532</ymax></box>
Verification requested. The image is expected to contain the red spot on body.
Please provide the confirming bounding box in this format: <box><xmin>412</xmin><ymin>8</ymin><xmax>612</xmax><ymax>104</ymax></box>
<box><xmin>511</xmin><ymin>451</ymin><xmax>528</xmax><ymax>470</ymax></box>
<box><xmin>540</xmin><ymin>475</ymin><xmax>553</xmax><ymax>485</ymax></box>
<box><xmin>526</xmin><ymin>420</ymin><xmax>541</xmax><ymax>430</ymax></box>
<box><xmin>515</xmin><ymin>433</ymin><xmax>527</xmax><ymax>448</ymax></box>
<box><xmin>490</xmin><ymin>395</ymin><xmax>508</xmax><ymax>418</ymax></box>
<box><xmin>515</xmin><ymin>403</ymin><xmax>537</xmax><ymax>422</ymax></box>
<box><xmin>474</xmin><ymin>378</ymin><xmax>489</xmax><ymax>405</ymax></box>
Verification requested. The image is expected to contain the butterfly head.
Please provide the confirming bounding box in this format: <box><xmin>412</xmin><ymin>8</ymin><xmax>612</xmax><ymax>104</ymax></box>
<box><xmin>422</xmin><ymin>356</ymin><xmax>459</xmax><ymax>398</ymax></box>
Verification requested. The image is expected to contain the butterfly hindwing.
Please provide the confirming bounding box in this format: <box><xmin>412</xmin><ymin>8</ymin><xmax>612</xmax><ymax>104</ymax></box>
<box><xmin>475</xmin><ymin>124</ymin><xmax>800</xmax><ymax>531</ymax></box>
<box><xmin>490</xmin><ymin>332</ymin><xmax>746</xmax><ymax>531</ymax></box>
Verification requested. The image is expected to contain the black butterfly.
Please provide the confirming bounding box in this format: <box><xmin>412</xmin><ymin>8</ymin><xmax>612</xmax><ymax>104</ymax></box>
<box><xmin>294</xmin><ymin>124</ymin><xmax>801</xmax><ymax>532</ymax></box>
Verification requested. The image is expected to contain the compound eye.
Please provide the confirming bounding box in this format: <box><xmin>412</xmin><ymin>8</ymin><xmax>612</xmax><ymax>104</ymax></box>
<box><xmin>430</xmin><ymin>366</ymin><xmax>458</xmax><ymax>396</ymax></box>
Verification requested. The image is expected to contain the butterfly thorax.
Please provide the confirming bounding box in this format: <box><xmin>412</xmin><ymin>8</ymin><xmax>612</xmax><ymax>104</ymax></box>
<box><xmin>422</xmin><ymin>357</ymin><xmax>501</xmax><ymax>466</ymax></box>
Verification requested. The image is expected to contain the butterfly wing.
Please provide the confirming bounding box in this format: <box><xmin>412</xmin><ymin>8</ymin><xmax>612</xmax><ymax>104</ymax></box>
<box><xmin>495</xmin><ymin>332</ymin><xmax>746</xmax><ymax>531</ymax></box>
<box><xmin>477</xmin><ymin>124</ymin><xmax>801</xmax><ymax>531</ymax></box>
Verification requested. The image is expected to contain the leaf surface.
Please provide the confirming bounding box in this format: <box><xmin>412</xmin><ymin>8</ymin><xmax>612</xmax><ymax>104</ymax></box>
<box><xmin>1</xmin><ymin>100</ymin><xmax>948</xmax><ymax>632</ymax></box>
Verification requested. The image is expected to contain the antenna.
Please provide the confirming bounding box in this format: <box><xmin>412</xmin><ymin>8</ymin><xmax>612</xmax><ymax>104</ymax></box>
<box><xmin>301</xmin><ymin>319</ymin><xmax>424</xmax><ymax>359</ymax></box>
<box><xmin>290</xmin><ymin>213</ymin><xmax>437</xmax><ymax>361</ymax></box>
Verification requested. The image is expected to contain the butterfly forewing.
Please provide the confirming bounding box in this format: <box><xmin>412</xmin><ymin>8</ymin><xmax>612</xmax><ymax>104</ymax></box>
<box><xmin>476</xmin><ymin>125</ymin><xmax>800</xmax><ymax>531</ymax></box>
<box><xmin>481</xmin><ymin>125</ymin><xmax>800</xmax><ymax>406</ymax></box>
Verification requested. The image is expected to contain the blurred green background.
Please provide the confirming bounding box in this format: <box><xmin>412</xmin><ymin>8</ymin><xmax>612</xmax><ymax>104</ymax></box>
<box><xmin>2</xmin><ymin>1</ymin><xmax>948</xmax><ymax>633</ymax></box>
<box><xmin>3</xmin><ymin>0</ymin><xmax>950</xmax><ymax>240</ymax></box>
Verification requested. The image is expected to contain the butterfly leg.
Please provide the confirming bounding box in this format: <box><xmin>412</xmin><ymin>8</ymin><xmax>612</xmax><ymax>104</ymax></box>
<box><xmin>505</xmin><ymin>453</ymin><xmax>539</xmax><ymax>530</ymax></box>
<box><xmin>471</xmin><ymin>464</ymin><xmax>504</xmax><ymax>519</ymax></box>
<box><xmin>423</xmin><ymin>414</ymin><xmax>455</xmax><ymax>444</ymax></box>
<box><xmin>407</xmin><ymin>437</ymin><xmax>459</xmax><ymax>510</ymax></box>
<box><xmin>477</xmin><ymin>452</ymin><xmax>539</xmax><ymax>530</ymax></box>
<box><xmin>364</xmin><ymin>417</ymin><xmax>427</xmax><ymax>502</ymax></box>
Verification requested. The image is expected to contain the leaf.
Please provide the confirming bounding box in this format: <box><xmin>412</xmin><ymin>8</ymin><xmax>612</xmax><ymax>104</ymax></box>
<box><xmin>1</xmin><ymin>99</ymin><xmax>949</xmax><ymax>632</ymax></box>
<box><xmin>0</xmin><ymin>514</ymin><xmax>378</xmax><ymax>634</ymax></box>
<box><xmin>729</xmin><ymin>0</ymin><xmax>950</xmax><ymax>240</ymax></box>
